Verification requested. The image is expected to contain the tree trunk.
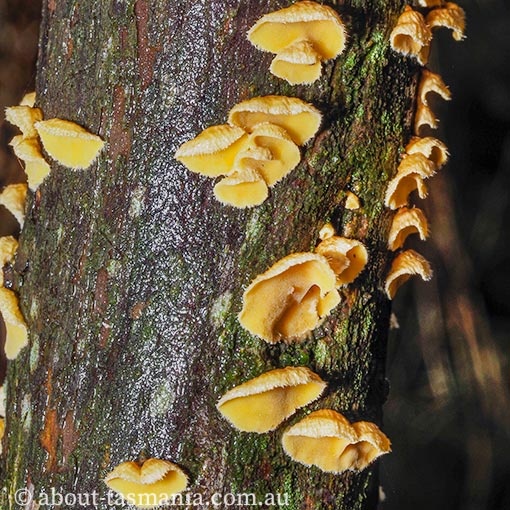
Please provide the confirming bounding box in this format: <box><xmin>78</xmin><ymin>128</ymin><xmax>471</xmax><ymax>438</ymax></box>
<box><xmin>2</xmin><ymin>0</ymin><xmax>417</xmax><ymax>508</ymax></box>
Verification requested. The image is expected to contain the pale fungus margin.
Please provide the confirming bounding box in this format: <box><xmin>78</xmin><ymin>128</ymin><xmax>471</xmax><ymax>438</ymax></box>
<box><xmin>217</xmin><ymin>366</ymin><xmax>327</xmax><ymax>433</ymax></box>
<box><xmin>247</xmin><ymin>0</ymin><xmax>347</xmax><ymax>85</ymax></box>
<box><xmin>239</xmin><ymin>252</ymin><xmax>340</xmax><ymax>343</ymax></box>
<box><xmin>387</xmin><ymin>207</ymin><xmax>429</xmax><ymax>251</ymax></box>
<box><xmin>0</xmin><ymin>288</ymin><xmax>28</xmax><ymax>360</ymax></box>
<box><xmin>282</xmin><ymin>409</ymin><xmax>391</xmax><ymax>473</ymax></box>
<box><xmin>5</xmin><ymin>105</ymin><xmax>43</xmax><ymax>139</ymax></box>
<box><xmin>104</xmin><ymin>458</ymin><xmax>188</xmax><ymax>510</ymax></box>
<box><xmin>389</xmin><ymin>6</ymin><xmax>432</xmax><ymax>66</ymax></box>
<box><xmin>405</xmin><ymin>136</ymin><xmax>449</xmax><ymax>169</ymax></box>
<box><xmin>213</xmin><ymin>167</ymin><xmax>269</xmax><ymax>208</ymax></box>
<box><xmin>9</xmin><ymin>137</ymin><xmax>52</xmax><ymax>191</ymax></box>
<box><xmin>426</xmin><ymin>2</ymin><xmax>466</xmax><ymax>42</ymax></box>
<box><xmin>0</xmin><ymin>184</ymin><xmax>28</xmax><ymax>228</ymax></box>
<box><xmin>35</xmin><ymin>118</ymin><xmax>105</xmax><ymax>169</ymax></box>
<box><xmin>345</xmin><ymin>191</ymin><xmax>361</xmax><ymax>210</ymax></box>
<box><xmin>0</xmin><ymin>236</ymin><xmax>18</xmax><ymax>287</ymax></box>
<box><xmin>384</xmin><ymin>249</ymin><xmax>433</xmax><ymax>299</ymax></box>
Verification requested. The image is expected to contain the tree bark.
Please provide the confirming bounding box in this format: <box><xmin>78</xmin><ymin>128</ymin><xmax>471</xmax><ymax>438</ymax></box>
<box><xmin>2</xmin><ymin>0</ymin><xmax>417</xmax><ymax>508</ymax></box>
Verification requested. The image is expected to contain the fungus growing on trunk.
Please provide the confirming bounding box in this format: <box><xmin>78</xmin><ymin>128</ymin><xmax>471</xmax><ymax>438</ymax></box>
<box><xmin>384</xmin><ymin>249</ymin><xmax>433</xmax><ymax>299</ymax></box>
<box><xmin>388</xmin><ymin>207</ymin><xmax>429</xmax><ymax>251</ymax></box>
<box><xmin>405</xmin><ymin>136</ymin><xmax>449</xmax><ymax>168</ymax></box>
<box><xmin>213</xmin><ymin>167</ymin><xmax>269</xmax><ymax>208</ymax></box>
<box><xmin>104</xmin><ymin>459</ymin><xmax>188</xmax><ymax>509</ymax></box>
<box><xmin>5</xmin><ymin>105</ymin><xmax>43</xmax><ymax>139</ymax></box>
<box><xmin>248</xmin><ymin>1</ymin><xmax>346</xmax><ymax>85</ymax></box>
<box><xmin>0</xmin><ymin>288</ymin><xmax>28</xmax><ymax>360</ymax></box>
<box><xmin>239</xmin><ymin>252</ymin><xmax>340</xmax><ymax>343</ymax></box>
<box><xmin>426</xmin><ymin>2</ymin><xmax>466</xmax><ymax>41</ymax></box>
<box><xmin>282</xmin><ymin>409</ymin><xmax>391</xmax><ymax>473</ymax></box>
<box><xmin>318</xmin><ymin>222</ymin><xmax>336</xmax><ymax>241</ymax></box>
<box><xmin>384</xmin><ymin>153</ymin><xmax>436</xmax><ymax>209</ymax></box>
<box><xmin>345</xmin><ymin>191</ymin><xmax>361</xmax><ymax>210</ymax></box>
<box><xmin>0</xmin><ymin>236</ymin><xmax>18</xmax><ymax>286</ymax></box>
<box><xmin>10</xmin><ymin>136</ymin><xmax>51</xmax><ymax>191</ymax></box>
<box><xmin>315</xmin><ymin>236</ymin><xmax>368</xmax><ymax>286</ymax></box>
<box><xmin>415</xmin><ymin>69</ymin><xmax>452</xmax><ymax>133</ymax></box>
<box><xmin>34</xmin><ymin>119</ymin><xmax>105</xmax><ymax>169</ymax></box>
<box><xmin>228</xmin><ymin>95</ymin><xmax>322</xmax><ymax>145</ymax></box>
<box><xmin>0</xmin><ymin>184</ymin><xmax>28</xmax><ymax>227</ymax></box>
<box><xmin>390</xmin><ymin>6</ymin><xmax>432</xmax><ymax>66</ymax></box>
<box><xmin>174</xmin><ymin>124</ymin><xmax>248</xmax><ymax>177</ymax></box>
<box><xmin>19</xmin><ymin>91</ymin><xmax>36</xmax><ymax>107</ymax></box>
<box><xmin>217</xmin><ymin>366</ymin><xmax>326</xmax><ymax>433</ymax></box>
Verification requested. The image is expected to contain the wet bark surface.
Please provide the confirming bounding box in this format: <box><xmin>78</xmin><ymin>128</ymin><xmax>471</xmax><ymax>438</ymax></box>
<box><xmin>2</xmin><ymin>1</ymin><xmax>418</xmax><ymax>508</ymax></box>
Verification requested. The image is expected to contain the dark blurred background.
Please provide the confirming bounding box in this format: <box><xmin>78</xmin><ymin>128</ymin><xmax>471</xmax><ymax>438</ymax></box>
<box><xmin>0</xmin><ymin>1</ymin><xmax>508</xmax><ymax>509</ymax></box>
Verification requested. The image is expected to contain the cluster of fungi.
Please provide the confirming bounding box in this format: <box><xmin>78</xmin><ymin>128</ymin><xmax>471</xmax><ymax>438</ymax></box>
<box><xmin>0</xmin><ymin>0</ymin><xmax>465</xmax><ymax>507</ymax></box>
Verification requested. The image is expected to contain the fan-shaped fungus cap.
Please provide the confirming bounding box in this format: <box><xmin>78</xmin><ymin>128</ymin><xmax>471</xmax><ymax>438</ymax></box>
<box><xmin>213</xmin><ymin>167</ymin><xmax>269</xmax><ymax>208</ymax></box>
<box><xmin>384</xmin><ymin>154</ymin><xmax>436</xmax><ymax>209</ymax></box>
<box><xmin>104</xmin><ymin>458</ymin><xmax>188</xmax><ymax>509</ymax></box>
<box><xmin>19</xmin><ymin>92</ymin><xmax>36</xmax><ymax>107</ymax></box>
<box><xmin>269</xmin><ymin>40</ymin><xmax>322</xmax><ymax>85</ymax></box>
<box><xmin>34</xmin><ymin>119</ymin><xmax>105</xmax><ymax>169</ymax></box>
<box><xmin>426</xmin><ymin>2</ymin><xmax>466</xmax><ymax>41</ymax></box>
<box><xmin>318</xmin><ymin>222</ymin><xmax>336</xmax><ymax>241</ymax></box>
<box><xmin>384</xmin><ymin>249</ymin><xmax>433</xmax><ymax>299</ymax></box>
<box><xmin>239</xmin><ymin>252</ymin><xmax>340</xmax><ymax>343</ymax></box>
<box><xmin>228</xmin><ymin>96</ymin><xmax>322</xmax><ymax>146</ymax></box>
<box><xmin>315</xmin><ymin>236</ymin><xmax>368</xmax><ymax>287</ymax></box>
<box><xmin>10</xmin><ymin>137</ymin><xmax>51</xmax><ymax>191</ymax></box>
<box><xmin>0</xmin><ymin>288</ymin><xmax>28</xmax><ymax>360</ymax></box>
<box><xmin>282</xmin><ymin>409</ymin><xmax>391</xmax><ymax>473</ymax></box>
<box><xmin>345</xmin><ymin>191</ymin><xmax>361</xmax><ymax>210</ymax></box>
<box><xmin>390</xmin><ymin>6</ymin><xmax>432</xmax><ymax>66</ymax></box>
<box><xmin>405</xmin><ymin>136</ymin><xmax>449</xmax><ymax>168</ymax></box>
<box><xmin>217</xmin><ymin>366</ymin><xmax>326</xmax><ymax>433</ymax></box>
<box><xmin>0</xmin><ymin>236</ymin><xmax>18</xmax><ymax>287</ymax></box>
<box><xmin>5</xmin><ymin>105</ymin><xmax>43</xmax><ymax>139</ymax></box>
<box><xmin>175</xmin><ymin>124</ymin><xmax>249</xmax><ymax>177</ymax></box>
<box><xmin>419</xmin><ymin>69</ymin><xmax>452</xmax><ymax>106</ymax></box>
<box><xmin>0</xmin><ymin>184</ymin><xmax>28</xmax><ymax>227</ymax></box>
<box><xmin>388</xmin><ymin>207</ymin><xmax>429</xmax><ymax>251</ymax></box>
<box><xmin>241</xmin><ymin>123</ymin><xmax>301</xmax><ymax>186</ymax></box>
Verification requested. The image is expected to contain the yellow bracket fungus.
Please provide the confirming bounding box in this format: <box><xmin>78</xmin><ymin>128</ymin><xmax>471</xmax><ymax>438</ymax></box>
<box><xmin>405</xmin><ymin>136</ymin><xmax>449</xmax><ymax>169</ymax></box>
<box><xmin>414</xmin><ymin>70</ymin><xmax>451</xmax><ymax>133</ymax></box>
<box><xmin>228</xmin><ymin>96</ymin><xmax>322</xmax><ymax>146</ymax></box>
<box><xmin>318</xmin><ymin>222</ymin><xmax>336</xmax><ymax>241</ymax></box>
<box><xmin>0</xmin><ymin>236</ymin><xmax>18</xmax><ymax>287</ymax></box>
<box><xmin>248</xmin><ymin>1</ymin><xmax>346</xmax><ymax>85</ymax></box>
<box><xmin>390</xmin><ymin>6</ymin><xmax>432</xmax><ymax>66</ymax></box>
<box><xmin>174</xmin><ymin>124</ymin><xmax>248</xmax><ymax>177</ymax></box>
<box><xmin>384</xmin><ymin>153</ymin><xmax>436</xmax><ymax>209</ymax></box>
<box><xmin>5</xmin><ymin>105</ymin><xmax>43</xmax><ymax>139</ymax></box>
<box><xmin>213</xmin><ymin>167</ymin><xmax>268</xmax><ymax>208</ymax></box>
<box><xmin>0</xmin><ymin>288</ymin><xmax>28</xmax><ymax>360</ymax></box>
<box><xmin>239</xmin><ymin>252</ymin><xmax>340</xmax><ymax>343</ymax></box>
<box><xmin>34</xmin><ymin>119</ymin><xmax>105</xmax><ymax>169</ymax></box>
<box><xmin>242</xmin><ymin>123</ymin><xmax>301</xmax><ymax>186</ymax></box>
<box><xmin>10</xmin><ymin>137</ymin><xmax>51</xmax><ymax>191</ymax></box>
<box><xmin>104</xmin><ymin>458</ymin><xmax>188</xmax><ymax>509</ymax></box>
<box><xmin>345</xmin><ymin>191</ymin><xmax>361</xmax><ymax>210</ymax></box>
<box><xmin>426</xmin><ymin>2</ymin><xmax>466</xmax><ymax>41</ymax></box>
<box><xmin>282</xmin><ymin>409</ymin><xmax>391</xmax><ymax>473</ymax></box>
<box><xmin>315</xmin><ymin>236</ymin><xmax>368</xmax><ymax>287</ymax></box>
<box><xmin>19</xmin><ymin>91</ymin><xmax>36</xmax><ymax>107</ymax></box>
<box><xmin>384</xmin><ymin>249</ymin><xmax>433</xmax><ymax>299</ymax></box>
<box><xmin>388</xmin><ymin>207</ymin><xmax>429</xmax><ymax>251</ymax></box>
<box><xmin>217</xmin><ymin>366</ymin><xmax>326</xmax><ymax>433</ymax></box>
<box><xmin>0</xmin><ymin>184</ymin><xmax>28</xmax><ymax>227</ymax></box>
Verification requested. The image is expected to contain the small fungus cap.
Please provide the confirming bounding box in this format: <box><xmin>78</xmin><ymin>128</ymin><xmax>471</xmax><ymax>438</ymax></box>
<box><xmin>426</xmin><ymin>2</ymin><xmax>466</xmax><ymax>41</ymax></box>
<box><xmin>390</xmin><ymin>6</ymin><xmax>432</xmax><ymax>65</ymax></box>
<box><xmin>0</xmin><ymin>288</ymin><xmax>28</xmax><ymax>360</ymax></box>
<box><xmin>0</xmin><ymin>184</ymin><xmax>28</xmax><ymax>227</ymax></box>
<box><xmin>175</xmin><ymin>124</ymin><xmax>249</xmax><ymax>177</ymax></box>
<box><xmin>388</xmin><ymin>207</ymin><xmax>429</xmax><ymax>251</ymax></box>
<box><xmin>0</xmin><ymin>236</ymin><xmax>18</xmax><ymax>268</ymax></box>
<box><xmin>269</xmin><ymin>40</ymin><xmax>322</xmax><ymax>85</ymax></box>
<box><xmin>405</xmin><ymin>136</ymin><xmax>449</xmax><ymax>168</ymax></box>
<box><xmin>315</xmin><ymin>236</ymin><xmax>369</xmax><ymax>287</ymax></box>
<box><xmin>5</xmin><ymin>105</ymin><xmax>43</xmax><ymax>138</ymax></box>
<box><xmin>418</xmin><ymin>69</ymin><xmax>451</xmax><ymax>106</ymax></box>
<box><xmin>384</xmin><ymin>153</ymin><xmax>436</xmax><ymax>209</ymax></box>
<box><xmin>34</xmin><ymin>118</ymin><xmax>105</xmax><ymax>169</ymax></box>
<box><xmin>19</xmin><ymin>92</ymin><xmax>36</xmax><ymax>107</ymax></box>
<box><xmin>10</xmin><ymin>137</ymin><xmax>51</xmax><ymax>191</ymax></box>
<box><xmin>228</xmin><ymin>96</ymin><xmax>322</xmax><ymax>146</ymax></box>
<box><xmin>345</xmin><ymin>191</ymin><xmax>360</xmax><ymax>210</ymax></box>
<box><xmin>213</xmin><ymin>167</ymin><xmax>269</xmax><ymax>208</ymax></box>
<box><xmin>217</xmin><ymin>366</ymin><xmax>326</xmax><ymax>433</ymax></box>
<box><xmin>384</xmin><ymin>249</ymin><xmax>433</xmax><ymax>299</ymax></box>
<box><xmin>248</xmin><ymin>1</ymin><xmax>347</xmax><ymax>60</ymax></box>
<box><xmin>104</xmin><ymin>459</ymin><xmax>188</xmax><ymax>509</ymax></box>
<box><xmin>241</xmin><ymin>122</ymin><xmax>301</xmax><ymax>186</ymax></box>
<box><xmin>282</xmin><ymin>409</ymin><xmax>391</xmax><ymax>473</ymax></box>
<box><xmin>239</xmin><ymin>252</ymin><xmax>340</xmax><ymax>343</ymax></box>
<box><xmin>318</xmin><ymin>222</ymin><xmax>336</xmax><ymax>241</ymax></box>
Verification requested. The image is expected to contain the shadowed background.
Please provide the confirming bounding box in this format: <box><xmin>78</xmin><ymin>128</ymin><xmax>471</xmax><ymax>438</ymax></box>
<box><xmin>0</xmin><ymin>1</ymin><xmax>508</xmax><ymax>509</ymax></box>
